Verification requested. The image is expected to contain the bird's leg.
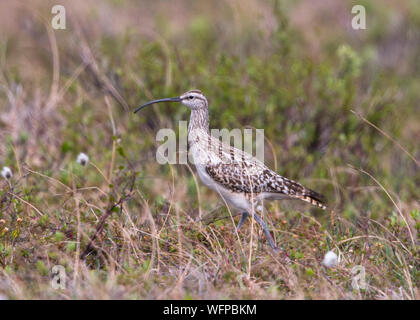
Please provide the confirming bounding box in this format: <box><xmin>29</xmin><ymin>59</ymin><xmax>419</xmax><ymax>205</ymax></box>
<box><xmin>252</xmin><ymin>212</ymin><xmax>278</xmax><ymax>251</ymax></box>
<box><xmin>236</xmin><ymin>212</ymin><xmax>249</xmax><ymax>231</ymax></box>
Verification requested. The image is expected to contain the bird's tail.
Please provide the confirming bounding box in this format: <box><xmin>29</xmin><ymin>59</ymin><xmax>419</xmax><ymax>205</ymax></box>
<box><xmin>295</xmin><ymin>187</ymin><xmax>327</xmax><ymax>210</ymax></box>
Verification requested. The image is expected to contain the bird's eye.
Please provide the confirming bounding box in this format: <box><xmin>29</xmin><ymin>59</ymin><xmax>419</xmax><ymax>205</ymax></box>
<box><xmin>189</xmin><ymin>96</ymin><xmax>194</xmax><ymax>100</ymax></box>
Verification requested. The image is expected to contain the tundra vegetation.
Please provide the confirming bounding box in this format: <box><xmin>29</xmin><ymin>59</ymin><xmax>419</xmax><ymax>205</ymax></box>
<box><xmin>0</xmin><ymin>0</ymin><xmax>418</xmax><ymax>299</ymax></box>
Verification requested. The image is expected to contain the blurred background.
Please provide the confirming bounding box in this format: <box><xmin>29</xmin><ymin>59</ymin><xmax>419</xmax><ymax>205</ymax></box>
<box><xmin>0</xmin><ymin>0</ymin><xmax>418</xmax><ymax>299</ymax></box>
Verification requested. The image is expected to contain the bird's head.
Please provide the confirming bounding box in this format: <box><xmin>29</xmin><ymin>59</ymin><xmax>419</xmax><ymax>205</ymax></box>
<box><xmin>134</xmin><ymin>89</ymin><xmax>207</xmax><ymax>113</ymax></box>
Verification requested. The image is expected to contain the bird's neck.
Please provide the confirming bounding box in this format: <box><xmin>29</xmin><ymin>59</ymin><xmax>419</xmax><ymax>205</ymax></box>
<box><xmin>188</xmin><ymin>108</ymin><xmax>210</xmax><ymax>137</ymax></box>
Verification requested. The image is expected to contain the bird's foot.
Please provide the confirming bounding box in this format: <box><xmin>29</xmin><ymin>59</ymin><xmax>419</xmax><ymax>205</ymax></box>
<box><xmin>270</xmin><ymin>246</ymin><xmax>292</xmax><ymax>264</ymax></box>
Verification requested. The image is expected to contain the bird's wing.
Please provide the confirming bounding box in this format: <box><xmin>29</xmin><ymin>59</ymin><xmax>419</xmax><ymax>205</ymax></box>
<box><xmin>202</xmin><ymin>134</ymin><xmax>326</xmax><ymax>209</ymax></box>
<box><xmin>205</xmin><ymin>160</ymin><xmax>326</xmax><ymax>209</ymax></box>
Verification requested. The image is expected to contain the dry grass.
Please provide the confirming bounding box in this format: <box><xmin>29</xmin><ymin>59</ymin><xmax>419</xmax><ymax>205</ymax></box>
<box><xmin>0</xmin><ymin>0</ymin><xmax>418</xmax><ymax>299</ymax></box>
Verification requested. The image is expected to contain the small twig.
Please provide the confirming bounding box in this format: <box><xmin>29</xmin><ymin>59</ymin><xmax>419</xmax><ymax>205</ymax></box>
<box><xmin>70</xmin><ymin>13</ymin><xmax>130</xmax><ymax>112</ymax></box>
<box><xmin>351</xmin><ymin>110</ymin><xmax>419</xmax><ymax>167</ymax></box>
<box><xmin>80</xmin><ymin>170</ymin><xmax>136</xmax><ymax>260</ymax></box>
<box><xmin>7</xmin><ymin>191</ymin><xmax>44</xmax><ymax>217</ymax></box>
<box><xmin>80</xmin><ymin>196</ymin><xmax>128</xmax><ymax>260</ymax></box>
<box><xmin>348</xmin><ymin>165</ymin><xmax>416</xmax><ymax>248</ymax></box>
<box><xmin>80</xmin><ymin>45</ymin><xmax>129</xmax><ymax>112</ymax></box>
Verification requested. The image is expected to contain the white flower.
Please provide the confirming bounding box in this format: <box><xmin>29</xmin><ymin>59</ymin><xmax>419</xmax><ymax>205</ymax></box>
<box><xmin>323</xmin><ymin>250</ymin><xmax>338</xmax><ymax>268</ymax></box>
<box><xmin>76</xmin><ymin>153</ymin><xmax>89</xmax><ymax>166</ymax></box>
<box><xmin>1</xmin><ymin>167</ymin><xmax>12</xmax><ymax>179</ymax></box>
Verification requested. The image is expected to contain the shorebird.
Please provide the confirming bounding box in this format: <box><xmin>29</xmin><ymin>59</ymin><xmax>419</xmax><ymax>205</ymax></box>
<box><xmin>134</xmin><ymin>90</ymin><xmax>326</xmax><ymax>251</ymax></box>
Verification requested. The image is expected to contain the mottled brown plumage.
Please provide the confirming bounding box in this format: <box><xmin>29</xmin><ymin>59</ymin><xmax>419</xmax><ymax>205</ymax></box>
<box><xmin>206</xmin><ymin>162</ymin><xmax>326</xmax><ymax>209</ymax></box>
<box><xmin>135</xmin><ymin>89</ymin><xmax>327</xmax><ymax>251</ymax></box>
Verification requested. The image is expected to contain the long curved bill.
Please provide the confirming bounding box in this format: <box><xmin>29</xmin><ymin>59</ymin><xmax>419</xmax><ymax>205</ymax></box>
<box><xmin>134</xmin><ymin>97</ymin><xmax>181</xmax><ymax>113</ymax></box>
